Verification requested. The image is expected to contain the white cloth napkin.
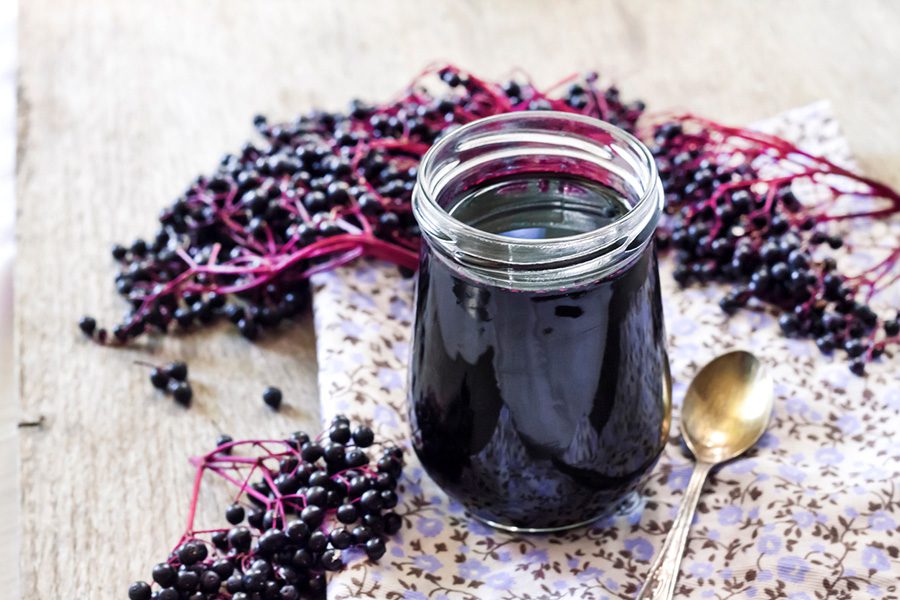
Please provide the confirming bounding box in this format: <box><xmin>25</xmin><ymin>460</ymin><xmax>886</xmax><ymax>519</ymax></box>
<box><xmin>312</xmin><ymin>102</ymin><xmax>900</xmax><ymax>600</ymax></box>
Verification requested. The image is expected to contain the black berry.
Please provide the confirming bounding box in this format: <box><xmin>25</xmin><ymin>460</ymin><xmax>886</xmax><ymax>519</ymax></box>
<box><xmin>262</xmin><ymin>386</ymin><xmax>283</xmax><ymax>410</ymax></box>
<box><xmin>225</xmin><ymin>503</ymin><xmax>245</xmax><ymax>525</ymax></box>
<box><xmin>364</xmin><ymin>537</ymin><xmax>386</xmax><ymax>560</ymax></box>
<box><xmin>78</xmin><ymin>316</ymin><xmax>97</xmax><ymax>336</ymax></box>
<box><xmin>169</xmin><ymin>381</ymin><xmax>193</xmax><ymax>407</ymax></box>
<box><xmin>165</xmin><ymin>361</ymin><xmax>188</xmax><ymax>381</ymax></box>
<box><xmin>149</xmin><ymin>367</ymin><xmax>169</xmax><ymax>390</ymax></box>
<box><xmin>128</xmin><ymin>581</ymin><xmax>152</xmax><ymax>600</ymax></box>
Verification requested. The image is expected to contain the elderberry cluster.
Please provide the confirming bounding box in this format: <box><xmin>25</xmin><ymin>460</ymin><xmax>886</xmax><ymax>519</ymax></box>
<box><xmin>129</xmin><ymin>416</ymin><xmax>403</xmax><ymax>599</ymax></box>
<box><xmin>650</xmin><ymin>121</ymin><xmax>897</xmax><ymax>375</ymax></box>
<box><xmin>145</xmin><ymin>361</ymin><xmax>193</xmax><ymax>407</ymax></box>
<box><xmin>81</xmin><ymin>65</ymin><xmax>644</xmax><ymax>346</ymax></box>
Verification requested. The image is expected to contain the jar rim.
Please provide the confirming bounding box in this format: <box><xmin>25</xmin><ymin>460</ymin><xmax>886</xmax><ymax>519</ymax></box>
<box><xmin>412</xmin><ymin>111</ymin><xmax>664</xmax><ymax>290</ymax></box>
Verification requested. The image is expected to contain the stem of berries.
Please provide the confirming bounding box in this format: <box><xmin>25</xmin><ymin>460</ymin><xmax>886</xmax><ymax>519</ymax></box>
<box><xmin>83</xmin><ymin>64</ymin><xmax>642</xmax><ymax>346</ymax></box>
<box><xmin>648</xmin><ymin>115</ymin><xmax>900</xmax><ymax>375</ymax></box>
<box><xmin>79</xmin><ymin>64</ymin><xmax>900</xmax><ymax>376</ymax></box>
<box><xmin>128</xmin><ymin>416</ymin><xmax>403</xmax><ymax>600</ymax></box>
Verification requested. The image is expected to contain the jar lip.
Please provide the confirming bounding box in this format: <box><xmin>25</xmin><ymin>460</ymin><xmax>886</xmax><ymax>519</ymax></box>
<box><xmin>413</xmin><ymin>111</ymin><xmax>660</xmax><ymax>248</ymax></box>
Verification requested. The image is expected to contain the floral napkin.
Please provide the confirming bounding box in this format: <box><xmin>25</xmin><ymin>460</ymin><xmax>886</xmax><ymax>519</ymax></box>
<box><xmin>311</xmin><ymin>102</ymin><xmax>900</xmax><ymax>600</ymax></box>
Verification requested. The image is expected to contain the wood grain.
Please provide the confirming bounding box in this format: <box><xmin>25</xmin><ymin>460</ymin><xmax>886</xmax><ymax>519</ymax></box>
<box><xmin>15</xmin><ymin>0</ymin><xmax>900</xmax><ymax>596</ymax></box>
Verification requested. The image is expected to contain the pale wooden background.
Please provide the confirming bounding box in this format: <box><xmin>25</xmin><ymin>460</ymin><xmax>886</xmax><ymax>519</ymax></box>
<box><xmin>14</xmin><ymin>0</ymin><xmax>900</xmax><ymax>597</ymax></box>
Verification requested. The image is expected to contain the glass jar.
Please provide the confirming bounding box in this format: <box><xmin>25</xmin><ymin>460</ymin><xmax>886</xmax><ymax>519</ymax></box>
<box><xmin>408</xmin><ymin>112</ymin><xmax>671</xmax><ymax>533</ymax></box>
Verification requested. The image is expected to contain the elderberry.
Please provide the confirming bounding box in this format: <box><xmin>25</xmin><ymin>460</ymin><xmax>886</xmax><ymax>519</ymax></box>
<box><xmin>157</xmin><ymin>589</ymin><xmax>178</xmax><ymax>600</ymax></box>
<box><xmin>127</xmin><ymin>581</ymin><xmax>151</xmax><ymax>600</ymax></box>
<box><xmin>149</xmin><ymin>367</ymin><xmax>168</xmax><ymax>390</ymax></box>
<box><xmin>329</xmin><ymin>423</ymin><xmax>352</xmax><ymax>443</ymax></box>
<box><xmin>78</xmin><ymin>316</ymin><xmax>97</xmax><ymax>336</ymax></box>
<box><xmin>165</xmin><ymin>361</ymin><xmax>188</xmax><ymax>381</ymax></box>
<box><xmin>262</xmin><ymin>386</ymin><xmax>283</xmax><ymax>410</ymax></box>
<box><xmin>170</xmin><ymin>381</ymin><xmax>193</xmax><ymax>407</ymax></box>
<box><xmin>151</xmin><ymin>563</ymin><xmax>177</xmax><ymax>587</ymax></box>
<box><xmin>336</xmin><ymin>504</ymin><xmax>358</xmax><ymax>524</ymax></box>
<box><xmin>320</xmin><ymin>549</ymin><xmax>343</xmax><ymax>571</ymax></box>
<box><xmin>216</xmin><ymin>434</ymin><xmax>234</xmax><ymax>453</ymax></box>
<box><xmin>351</xmin><ymin>425</ymin><xmax>374</xmax><ymax>447</ymax></box>
<box><xmin>176</xmin><ymin>540</ymin><xmax>207</xmax><ymax>565</ymax></box>
<box><xmin>885</xmin><ymin>319</ymin><xmax>900</xmax><ymax>336</ymax></box>
<box><xmin>364</xmin><ymin>537</ymin><xmax>386</xmax><ymax>560</ymax></box>
<box><xmin>225</xmin><ymin>503</ymin><xmax>245</xmax><ymax>525</ymax></box>
<box><xmin>383</xmin><ymin>511</ymin><xmax>403</xmax><ymax>535</ymax></box>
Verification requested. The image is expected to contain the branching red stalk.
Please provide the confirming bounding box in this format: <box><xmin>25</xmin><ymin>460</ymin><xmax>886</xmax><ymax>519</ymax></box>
<box><xmin>648</xmin><ymin>114</ymin><xmax>900</xmax><ymax>374</ymax></box>
<box><xmin>85</xmin><ymin>64</ymin><xmax>642</xmax><ymax>347</ymax></box>
<box><xmin>130</xmin><ymin>420</ymin><xmax>405</xmax><ymax>599</ymax></box>
<box><xmin>80</xmin><ymin>64</ymin><xmax>899</xmax><ymax>369</ymax></box>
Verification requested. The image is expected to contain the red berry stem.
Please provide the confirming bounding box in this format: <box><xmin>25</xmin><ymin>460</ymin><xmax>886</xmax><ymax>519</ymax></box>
<box><xmin>648</xmin><ymin>113</ymin><xmax>900</xmax><ymax>375</ymax></box>
<box><xmin>84</xmin><ymin>64</ymin><xmax>644</xmax><ymax>349</ymax></box>
<box><xmin>130</xmin><ymin>418</ymin><xmax>403</xmax><ymax>599</ymax></box>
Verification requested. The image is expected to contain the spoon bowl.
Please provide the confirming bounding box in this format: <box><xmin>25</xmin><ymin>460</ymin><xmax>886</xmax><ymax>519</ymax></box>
<box><xmin>681</xmin><ymin>350</ymin><xmax>774</xmax><ymax>464</ymax></box>
<box><xmin>637</xmin><ymin>350</ymin><xmax>774</xmax><ymax>600</ymax></box>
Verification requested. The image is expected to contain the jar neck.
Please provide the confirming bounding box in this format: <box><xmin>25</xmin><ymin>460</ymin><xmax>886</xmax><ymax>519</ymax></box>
<box><xmin>413</xmin><ymin>112</ymin><xmax>663</xmax><ymax>291</ymax></box>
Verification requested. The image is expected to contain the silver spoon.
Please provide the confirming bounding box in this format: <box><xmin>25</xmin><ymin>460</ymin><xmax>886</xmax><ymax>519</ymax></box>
<box><xmin>636</xmin><ymin>351</ymin><xmax>774</xmax><ymax>599</ymax></box>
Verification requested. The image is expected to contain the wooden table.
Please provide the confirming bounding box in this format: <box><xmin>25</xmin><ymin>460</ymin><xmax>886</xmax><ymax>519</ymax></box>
<box><xmin>15</xmin><ymin>0</ymin><xmax>900</xmax><ymax>596</ymax></box>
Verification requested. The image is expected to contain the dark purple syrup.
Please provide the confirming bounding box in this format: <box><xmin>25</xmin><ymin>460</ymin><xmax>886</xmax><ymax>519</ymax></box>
<box><xmin>409</xmin><ymin>174</ymin><xmax>671</xmax><ymax>530</ymax></box>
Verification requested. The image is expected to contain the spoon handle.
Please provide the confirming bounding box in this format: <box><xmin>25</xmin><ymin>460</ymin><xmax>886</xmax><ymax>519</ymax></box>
<box><xmin>636</xmin><ymin>461</ymin><xmax>713</xmax><ymax>600</ymax></box>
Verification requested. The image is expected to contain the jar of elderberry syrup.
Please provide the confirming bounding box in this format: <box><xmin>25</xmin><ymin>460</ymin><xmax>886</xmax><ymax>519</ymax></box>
<box><xmin>408</xmin><ymin>111</ymin><xmax>672</xmax><ymax>533</ymax></box>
